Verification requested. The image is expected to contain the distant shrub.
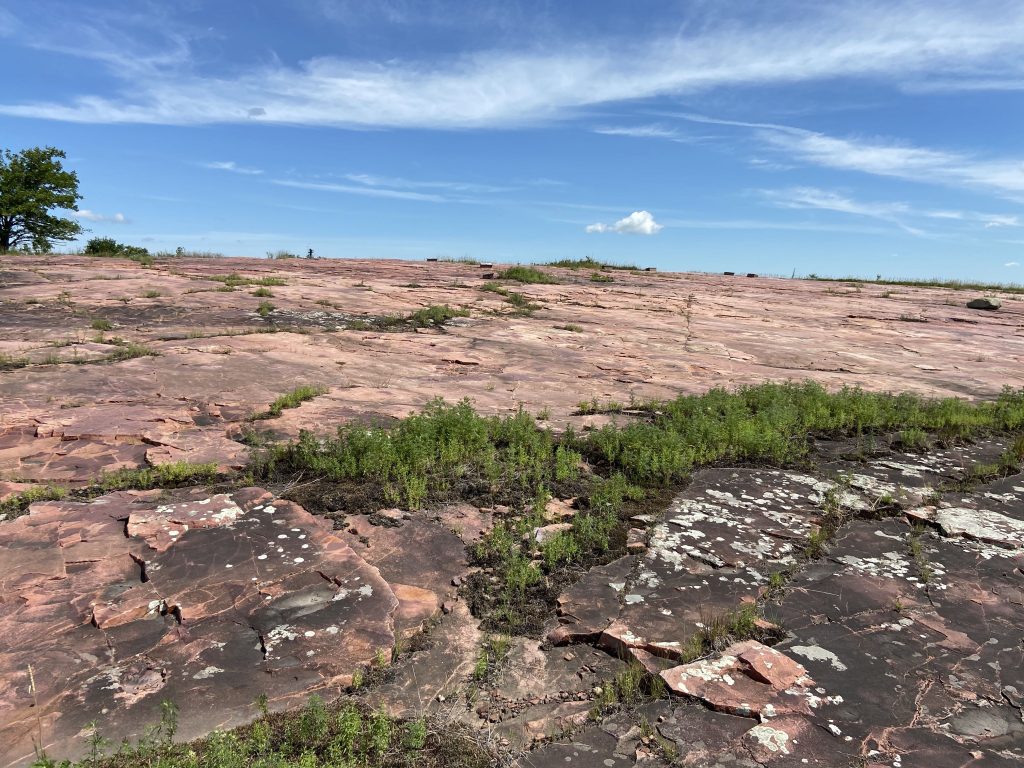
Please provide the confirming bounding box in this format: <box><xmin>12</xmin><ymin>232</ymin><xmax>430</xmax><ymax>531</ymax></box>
<box><xmin>406</xmin><ymin>304</ymin><xmax>470</xmax><ymax>327</ymax></box>
<box><xmin>498</xmin><ymin>266</ymin><xmax>559</xmax><ymax>284</ymax></box>
<box><xmin>83</xmin><ymin>237</ymin><xmax>153</xmax><ymax>266</ymax></box>
<box><xmin>545</xmin><ymin>257</ymin><xmax>639</xmax><ymax>270</ymax></box>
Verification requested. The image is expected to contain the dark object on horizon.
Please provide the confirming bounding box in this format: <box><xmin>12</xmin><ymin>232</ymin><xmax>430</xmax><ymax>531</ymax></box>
<box><xmin>724</xmin><ymin>271</ymin><xmax>735</xmax><ymax>276</ymax></box>
<box><xmin>967</xmin><ymin>297</ymin><xmax>1001</xmax><ymax>311</ymax></box>
<box><xmin>479</xmin><ymin>263</ymin><xmax>494</xmax><ymax>269</ymax></box>
<box><xmin>307</xmin><ymin>248</ymin><xmax>314</xmax><ymax>259</ymax></box>
<box><xmin>426</xmin><ymin>257</ymin><xmax>438</xmax><ymax>262</ymax></box>
<box><xmin>644</xmin><ymin>267</ymin><xmax>657</xmax><ymax>272</ymax></box>
<box><xmin>746</xmin><ymin>273</ymin><xmax>758</xmax><ymax>278</ymax></box>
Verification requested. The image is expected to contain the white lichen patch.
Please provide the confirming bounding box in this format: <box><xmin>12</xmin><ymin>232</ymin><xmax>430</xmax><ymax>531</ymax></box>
<box><xmin>192</xmin><ymin>665</ymin><xmax>224</xmax><ymax>680</ymax></box>
<box><xmin>746</xmin><ymin>724</ymin><xmax>790</xmax><ymax>754</ymax></box>
<box><xmin>789</xmin><ymin>645</ymin><xmax>847</xmax><ymax>672</ymax></box>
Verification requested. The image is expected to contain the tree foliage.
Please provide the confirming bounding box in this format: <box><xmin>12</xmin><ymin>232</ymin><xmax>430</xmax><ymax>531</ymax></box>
<box><xmin>0</xmin><ymin>146</ymin><xmax>82</xmax><ymax>253</ymax></box>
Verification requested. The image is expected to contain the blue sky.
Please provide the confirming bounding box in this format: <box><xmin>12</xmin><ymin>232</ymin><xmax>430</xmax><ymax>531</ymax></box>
<box><xmin>2</xmin><ymin>0</ymin><xmax>1024</xmax><ymax>280</ymax></box>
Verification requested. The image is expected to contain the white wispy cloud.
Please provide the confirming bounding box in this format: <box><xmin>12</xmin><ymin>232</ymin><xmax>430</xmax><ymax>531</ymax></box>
<box><xmin>672</xmin><ymin>113</ymin><xmax>1024</xmax><ymax>200</ymax></box>
<box><xmin>761</xmin><ymin>187</ymin><xmax>924</xmax><ymax>235</ymax></box>
<box><xmin>202</xmin><ymin>160</ymin><xmax>263</xmax><ymax>175</ymax></box>
<box><xmin>762</xmin><ymin>186</ymin><xmax>1023</xmax><ymax>235</ymax></box>
<box><xmin>74</xmin><ymin>209</ymin><xmax>126</xmax><ymax>223</ymax></box>
<box><xmin>4</xmin><ymin>3</ymin><xmax>1024</xmax><ymax>127</ymax></box>
<box><xmin>593</xmin><ymin>124</ymin><xmax>691</xmax><ymax>141</ymax></box>
<box><xmin>586</xmin><ymin>210</ymin><xmax>662</xmax><ymax>235</ymax></box>
<box><xmin>272</xmin><ymin>179</ymin><xmax>446</xmax><ymax>202</ymax></box>
<box><xmin>344</xmin><ymin>173</ymin><xmax>507</xmax><ymax>193</ymax></box>
<box><xmin>1006</xmin><ymin>261</ymin><xmax>1020</xmax><ymax>267</ymax></box>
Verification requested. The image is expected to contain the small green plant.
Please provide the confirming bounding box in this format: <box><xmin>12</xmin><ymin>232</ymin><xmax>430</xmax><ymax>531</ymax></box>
<box><xmin>556</xmin><ymin>323</ymin><xmax>583</xmax><ymax>332</ymax></box>
<box><xmin>406</xmin><ymin>304</ymin><xmax>470</xmax><ymax>327</ymax></box>
<box><xmin>544</xmin><ymin>257</ymin><xmax>639</xmax><ymax>271</ymax></box>
<box><xmin>257</xmin><ymin>300</ymin><xmax>275</xmax><ymax>317</ymax></box>
<box><xmin>141</xmin><ymin>290</ymin><xmax>161</xmax><ymax>299</ymax></box>
<box><xmin>498</xmin><ymin>265</ymin><xmax>558</xmax><ymax>284</ymax></box>
<box><xmin>589</xmin><ymin>271</ymin><xmax>614</xmax><ymax>282</ymax></box>
<box><xmin>90</xmin><ymin>318</ymin><xmax>113</xmax><ymax>331</ymax></box>
<box><xmin>254</xmin><ymin>384</ymin><xmax>328</xmax><ymax>420</ymax></box>
<box><xmin>252</xmin><ymin>286</ymin><xmax>274</xmax><ymax>298</ymax></box>
<box><xmin>98</xmin><ymin>461</ymin><xmax>219</xmax><ymax>491</ymax></box>
<box><xmin>0</xmin><ymin>485</ymin><xmax>67</xmax><ymax>520</ymax></box>
<box><xmin>211</xmin><ymin>273</ymin><xmax>287</xmax><ymax>287</ymax></box>
<box><xmin>105</xmin><ymin>342</ymin><xmax>158</xmax><ymax>362</ymax></box>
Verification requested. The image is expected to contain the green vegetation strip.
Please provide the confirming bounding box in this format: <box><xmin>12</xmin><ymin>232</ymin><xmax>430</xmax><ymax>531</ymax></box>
<box><xmin>544</xmin><ymin>257</ymin><xmax>639</xmax><ymax>271</ymax></box>
<box><xmin>33</xmin><ymin>696</ymin><xmax>490</xmax><ymax>768</ymax></box>
<box><xmin>806</xmin><ymin>274</ymin><xmax>1024</xmax><ymax>294</ymax></box>
<box><xmin>251</xmin><ymin>382</ymin><xmax>1024</xmax><ymax>634</ymax></box>
<box><xmin>252</xmin><ymin>384</ymin><xmax>329</xmax><ymax>420</ymax></box>
<box><xmin>496</xmin><ymin>265</ymin><xmax>559</xmax><ymax>284</ymax></box>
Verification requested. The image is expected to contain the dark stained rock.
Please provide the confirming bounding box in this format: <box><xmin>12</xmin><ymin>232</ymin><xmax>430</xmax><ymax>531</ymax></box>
<box><xmin>0</xmin><ymin>489</ymin><xmax>404</xmax><ymax>766</ymax></box>
<box><xmin>966</xmin><ymin>297</ymin><xmax>1001</xmax><ymax>310</ymax></box>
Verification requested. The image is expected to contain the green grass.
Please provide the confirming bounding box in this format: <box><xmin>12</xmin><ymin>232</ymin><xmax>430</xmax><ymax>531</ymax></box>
<box><xmin>0</xmin><ymin>352</ymin><xmax>29</xmax><ymax>370</ymax></box>
<box><xmin>211</xmin><ymin>273</ymin><xmax>287</xmax><ymax>288</ymax></box>
<box><xmin>556</xmin><ymin>323</ymin><xmax>584</xmax><ymax>332</ymax></box>
<box><xmin>32</xmin><ymin>695</ymin><xmax>490</xmax><ymax>768</ymax></box>
<box><xmin>252</xmin><ymin>286</ymin><xmax>274</xmax><ymax>298</ymax></box>
<box><xmin>806</xmin><ymin>274</ymin><xmax>1024</xmax><ymax>294</ymax></box>
<box><xmin>479</xmin><ymin>283</ymin><xmax>540</xmax><ymax>314</ymax></box>
<box><xmin>406</xmin><ymin>304</ymin><xmax>470</xmax><ymax>327</ymax></box>
<box><xmin>90</xmin><ymin>318</ymin><xmax>113</xmax><ymax>331</ymax></box>
<box><xmin>98</xmin><ymin>461</ymin><xmax>219</xmax><ymax>492</ymax></box>
<box><xmin>255</xmin><ymin>384</ymin><xmax>328</xmax><ymax>419</ymax></box>
<box><xmin>589</xmin><ymin>272</ymin><xmax>614</xmax><ymax>283</ymax></box>
<box><xmin>437</xmin><ymin>256</ymin><xmax>480</xmax><ymax>265</ymax></box>
<box><xmin>257</xmin><ymin>300</ymin><xmax>275</xmax><ymax>317</ymax></box>
<box><xmin>105</xmin><ymin>342</ymin><xmax>158</xmax><ymax>362</ymax></box>
<box><xmin>0</xmin><ymin>485</ymin><xmax>67</xmax><ymax>520</ymax></box>
<box><xmin>497</xmin><ymin>266</ymin><xmax>559</xmax><ymax>284</ymax></box>
<box><xmin>141</xmin><ymin>290</ymin><xmax>162</xmax><ymax>299</ymax></box>
<box><xmin>544</xmin><ymin>257</ymin><xmax>639</xmax><ymax>271</ymax></box>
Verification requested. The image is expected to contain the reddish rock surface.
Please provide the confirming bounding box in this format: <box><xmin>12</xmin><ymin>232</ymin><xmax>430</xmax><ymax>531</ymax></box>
<box><xmin>2</xmin><ymin>255</ymin><xmax>1022</xmax><ymax>485</ymax></box>
<box><xmin>0</xmin><ymin>488</ymin><xmax>406</xmax><ymax>765</ymax></box>
<box><xmin>2</xmin><ymin>254</ymin><xmax>1024</xmax><ymax>767</ymax></box>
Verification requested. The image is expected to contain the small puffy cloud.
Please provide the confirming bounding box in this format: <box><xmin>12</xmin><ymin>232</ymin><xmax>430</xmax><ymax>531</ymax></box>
<box><xmin>75</xmin><ymin>209</ymin><xmax>126</xmax><ymax>223</ymax></box>
<box><xmin>202</xmin><ymin>160</ymin><xmax>263</xmax><ymax>175</ymax></box>
<box><xmin>586</xmin><ymin>210</ymin><xmax>663</xmax><ymax>235</ymax></box>
<box><xmin>1006</xmin><ymin>261</ymin><xmax>1020</xmax><ymax>267</ymax></box>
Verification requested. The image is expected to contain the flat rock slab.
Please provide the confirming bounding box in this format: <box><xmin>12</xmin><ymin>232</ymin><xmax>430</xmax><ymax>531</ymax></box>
<box><xmin>773</xmin><ymin>517</ymin><xmax>1024</xmax><ymax>766</ymax></box>
<box><xmin>550</xmin><ymin>468</ymin><xmax>831</xmax><ymax>663</ymax></box>
<box><xmin>0</xmin><ymin>489</ymin><xmax>404</xmax><ymax>767</ymax></box>
<box><xmin>3</xmin><ymin>254</ymin><xmax>1023</xmax><ymax>488</ymax></box>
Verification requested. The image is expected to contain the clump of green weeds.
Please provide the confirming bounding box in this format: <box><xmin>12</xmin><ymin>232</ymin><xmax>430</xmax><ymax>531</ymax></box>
<box><xmin>0</xmin><ymin>485</ymin><xmax>67</xmax><ymax>520</ymax></box>
<box><xmin>253</xmin><ymin>384</ymin><xmax>328</xmax><ymax>420</ymax></box>
<box><xmin>32</xmin><ymin>694</ymin><xmax>491</xmax><ymax>767</ymax></box>
<box><xmin>497</xmin><ymin>266</ymin><xmax>559</xmax><ymax>284</ymax></box>
<box><xmin>97</xmin><ymin>461</ymin><xmax>219</xmax><ymax>492</ymax></box>
<box><xmin>210</xmin><ymin>273</ymin><xmax>287</xmax><ymax>288</ymax></box>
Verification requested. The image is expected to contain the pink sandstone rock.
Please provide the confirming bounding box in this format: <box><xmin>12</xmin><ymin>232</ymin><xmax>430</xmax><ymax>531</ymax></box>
<box><xmin>0</xmin><ymin>489</ymin><xmax>406</xmax><ymax>766</ymax></box>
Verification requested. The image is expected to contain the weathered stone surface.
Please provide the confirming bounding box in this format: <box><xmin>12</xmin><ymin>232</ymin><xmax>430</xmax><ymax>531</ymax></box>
<box><xmin>660</xmin><ymin>641</ymin><xmax>820</xmax><ymax>720</ymax></box>
<box><xmin>2</xmin><ymin>255</ymin><xmax>1022</xmax><ymax>487</ymax></box>
<box><xmin>967</xmin><ymin>297</ymin><xmax>1001</xmax><ymax>310</ymax></box>
<box><xmin>0</xmin><ymin>489</ymin><xmax>403</xmax><ymax>766</ymax></box>
<box><xmin>3</xmin><ymin>255</ymin><xmax>1024</xmax><ymax>767</ymax></box>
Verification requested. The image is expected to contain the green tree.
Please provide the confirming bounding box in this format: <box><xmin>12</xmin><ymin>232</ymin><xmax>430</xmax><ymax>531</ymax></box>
<box><xmin>0</xmin><ymin>146</ymin><xmax>82</xmax><ymax>253</ymax></box>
